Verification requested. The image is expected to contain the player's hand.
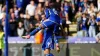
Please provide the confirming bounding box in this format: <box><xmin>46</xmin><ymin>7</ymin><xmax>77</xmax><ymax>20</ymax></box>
<box><xmin>56</xmin><ymin>44</ymin><xmax>60</xmax><ymax>53</ymax></box>
<box><xmin>22</xmin><ymin>35</ymin><xmax>30</xmax><ymax>39</ymax></box>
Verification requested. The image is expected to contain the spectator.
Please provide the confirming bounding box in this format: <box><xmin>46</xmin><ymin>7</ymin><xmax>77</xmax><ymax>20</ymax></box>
<box><xmin>60</xmin><ymin>6</ymin><xmax>66</xmax><ymax>20</ymax></box>
<box><xmin>26</xmin><ymin>0</ymin><xmax>36</xmax><ymax>18</ymax></box>
<box><xmin>64</xmin><ymin>2</ymin><xmax>69</xmax><ymax>17</ymax></box>
<box><xmin>1</xmin><ymin>5</ymin><xmax>6</xmax><ymax>13</ymax></box>
<box><xmin>9</xmin><ymin>8</ymin><xmax>14</xmax><ymax>17</ymax></box>
<box><xmin>23</xmin><ymin>14</ymin><xmax>31</xmax><ymax>35</ymax></box>
<box><xmin>60</xmin><ymin>6</ymin><xmax>69</xmax><ymax>36</ymax></box>
<box><xmin>87</xmin><ymin>3</ymin><xmax>98</xmax><ymax>15</ymax></box>
<box><xmin>71</xmin><ymin>2</ymin><xmax>75</xmax><ymax>13</ymax></box>
<box><xmin>88</xmin><ymin>14</ymin><xmax>96</xmax><ymax>37</ymax></box>
<box><xmin>55</xmin><ymin>0</ymin><xmax>61</xmax><ymax>13</ymax></box>
<box><xmin>96</xmin><ymin>11</ymin><xmax>100</xmax><ymax>34</ymax></box>
<box><xmin>68</xmin><ymin>2</ymin><xmax>74</xmax><ymax>22</ymax></box>
<box><xmin>82</xmin><ymin>3</ymin><xmax>89</xmax><ymax>13</ymax></box>
<box><xmin>9</xmin><ymin>8</ymin><xmax>14</xmax><ymax>19</ymax></box>
<box><xmin>26</xmin><ymin>0</ymin><xmax>37</xmax><ymax>24</ymax></box>
<box><xmin>44</xmin><ymin>0</ymin><xmax>49</xmax><ymax>7</ymax></box>
<box><xmin>17</xmin><ymin>21</ymin><xmax>25</xmax><ymax>37</ymax></box>
<box><xmin>84</xmin><ymin>0</ymin><xmax>88</xmax><ymax>3</ymax></box>
<box><xmin>0</xmin><ymin>5</ymin><xmax>6</xmax><ymax>24</ymax></box>
<box><xmin>1</xmin><ymin>13</ymin><xmax>6</xmax><ymax>32</ymax></box>
<box><xmin>80</xmin><ymin>13</ymin><xmax>89</xmax><ymax>37</ymax></box>
<box><xmin>0</xmin><ymin>4</ymin><xmax>2</xmax><ymax>14</ymax></box>
<box><xmin>13</xmin><ymin>5</ymin><xmax>19</xmax><ymax>18</ymax></box>
<box><xmin>34</xmin><ymin>14</ymin><xmax>41</xmax><ymax>27</ymax></box>
<box><xmin>1</xmin><ymin>13</ymin><xmax>11</xmax><ymax>36</ymax></box>
<box><xmin>75</xmin><ymin>7</ymin><xmax>82</xmax><ymax>31</ymax></box>
<box><xmin>9</xmin><ymin>13</ymin><xmax>17</xmax><ymax>36</ymax></box>
<box><xmin>17</xmin><ymin>13</ymin><xmax>24</xmax><ymax>22</ymax></box>
<box><xmin>98</xmin><ymin>0</ymin><xmax>100</xmax><ymax>11</ymax></box>
<box><xmin>64</xmin><ymin>2</ymin><xmax>71</xmax><ymax>24</ymax></box>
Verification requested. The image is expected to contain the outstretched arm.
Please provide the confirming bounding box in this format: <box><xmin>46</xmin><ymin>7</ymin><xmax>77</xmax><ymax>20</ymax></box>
<box><xmin>23</xmin><ymin>24</ymin><xmax>44</xmax><ymax>39</ymax></box>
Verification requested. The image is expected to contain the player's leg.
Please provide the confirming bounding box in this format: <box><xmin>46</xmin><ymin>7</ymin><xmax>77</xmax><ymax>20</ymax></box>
<box><xmin>44</xmin><ymin>49</ymin><xmax>54</xmax><ymax>56</ymax></box>
<box><xmin>54</xmin><ymin>34</ymin><xmax>60</xmax><ymax>52</ymax></box>
<box><xmin>42</xmin><ymin>31</ymin><xmax>54</xmax><ymax>56</ymax></box>
<box><xmin>43</xmin><ymin>40</ymin><xmax>54</xmax><ymax>56</ymax></box>
<box><xmin>30</xmin><ymin>19</ymin><xmax>54</xmax><ymax>36</ymax></box>
<box><xmin>24</xmin><ymin>19</ymin><xmax>55</xmax><ymax>39</ymax></box>
<box><xmin>53</xmin><ymin>25</ymin><xmax>60</xmax><ymax>52</ymax></box>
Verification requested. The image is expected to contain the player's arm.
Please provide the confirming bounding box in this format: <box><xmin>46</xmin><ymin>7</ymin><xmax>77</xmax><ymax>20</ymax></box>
<box><xmin>23</xmin><ymin>24</ymin><xmax>44</xmax><ymax>39</ymax></box>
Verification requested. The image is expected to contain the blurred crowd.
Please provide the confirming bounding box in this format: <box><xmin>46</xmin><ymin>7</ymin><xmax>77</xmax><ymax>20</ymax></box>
<box><xmin>0</xmin><ymin>0</ymin><xmax>100</xmax><ymax>38</ymax></box>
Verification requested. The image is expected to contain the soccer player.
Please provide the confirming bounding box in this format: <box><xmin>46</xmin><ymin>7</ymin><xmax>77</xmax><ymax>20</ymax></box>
<box><xmin>24</xmin><ymin>2</ymin><xmax>61</xmax><ymax>56</ymax></box>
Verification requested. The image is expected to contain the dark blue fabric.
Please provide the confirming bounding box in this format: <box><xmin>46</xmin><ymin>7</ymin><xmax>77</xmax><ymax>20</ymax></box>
<box><xmin>64</xmin><ymin>6</ymin><xmax>69</xmax><ymax>13</ymax></box>
<box><xmin>96</xmin><ymin>17</ymin><xmax>100</xmax><ymax>22</ymax></box>
<box><xmin>42</xmin><ymin>28</ymin><xmax>54</xmax><ymax>50</ymax></box>
<box><xmin>82</xmin><ymin>19</ymin><xmax>87</xmax><ymax>30</ymax></box>
<box><xmin>46</xmin><ymin>53</ymin><xmax>54</xmax><ymax>56</ymax></box>
<box><xmin>16</xmin><ymin>0</ymin><xmax>23</xmax><ymax>8</ymax></box>
<box><xmin>78</xmin><ymin>2</ymin><xmax>84</xmax><ymax>7</ymax></box>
